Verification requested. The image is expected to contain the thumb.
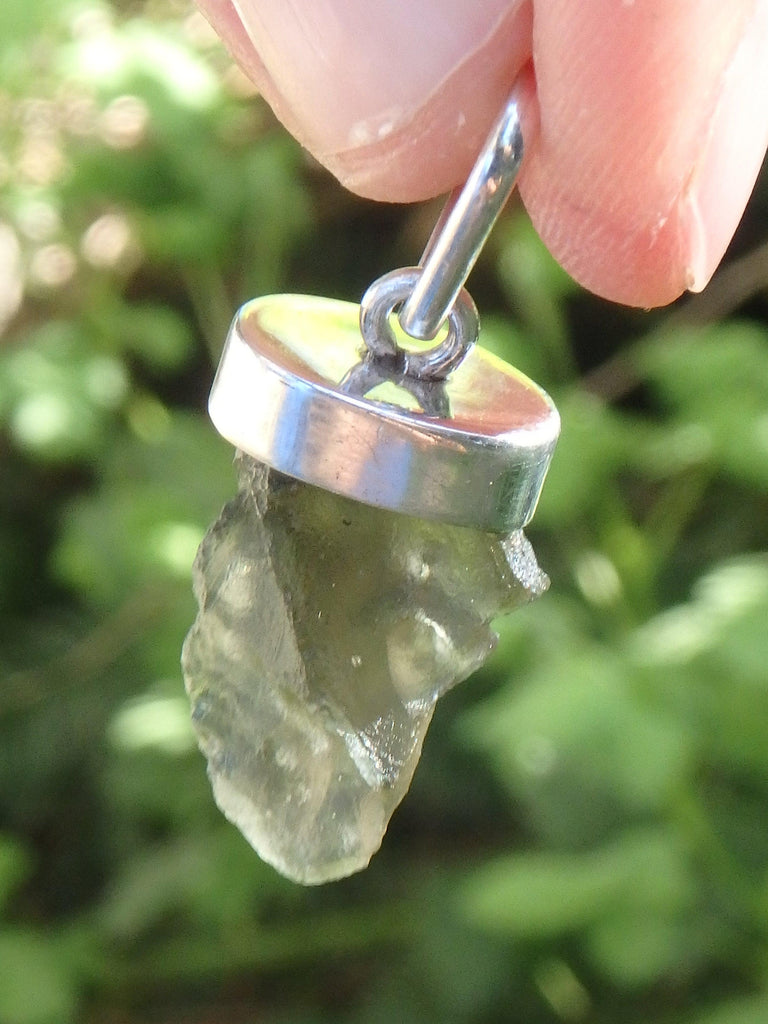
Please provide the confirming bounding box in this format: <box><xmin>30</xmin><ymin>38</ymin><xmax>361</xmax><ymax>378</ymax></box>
<box><xmin>198</xmin><ymin>0</ymin><xmax>531</xmax><ymax>199</ymax></box>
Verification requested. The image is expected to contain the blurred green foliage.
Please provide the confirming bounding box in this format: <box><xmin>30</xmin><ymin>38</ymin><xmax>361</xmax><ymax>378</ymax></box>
<box><xmin>1</xmin><ymin>2</ymin><xmax>768</xmax><ymax>1022</ymax></box>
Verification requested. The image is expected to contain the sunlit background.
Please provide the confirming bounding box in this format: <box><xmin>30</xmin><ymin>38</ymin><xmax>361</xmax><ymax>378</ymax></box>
<box><xmin>2</xmin><ymin>2</ymin><xmax>768</xmax><ymax>1022</ymax></box>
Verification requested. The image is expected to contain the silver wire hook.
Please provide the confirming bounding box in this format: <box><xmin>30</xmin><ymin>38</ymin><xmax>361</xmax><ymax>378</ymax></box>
<box><xmin>400</xmin><ymin>91</ymin><xmax>524</xmax><ymax>340</ymax></box>
<box><xmin>359</xmin><ymin>88</ymin><xmax>524</xmax><ymax>380</ymax></box>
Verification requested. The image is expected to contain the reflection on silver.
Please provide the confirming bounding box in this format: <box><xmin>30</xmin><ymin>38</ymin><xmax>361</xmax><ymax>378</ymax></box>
<box><xmin>209</xmin><ymin>295</ymin><xmax>559</xmax><ymax>533</ymax></box>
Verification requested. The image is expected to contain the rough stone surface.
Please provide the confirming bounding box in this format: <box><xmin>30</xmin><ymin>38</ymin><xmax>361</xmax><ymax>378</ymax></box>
<box><xmin>182</xmin><ymin>454</ymin><xmax>548</xmax><ymax>884</ymax></box>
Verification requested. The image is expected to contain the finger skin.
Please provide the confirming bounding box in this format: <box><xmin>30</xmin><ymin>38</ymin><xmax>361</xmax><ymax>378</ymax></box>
<box><xmin>523</xmin><ymin>0</ymin><xmax>768</xmax><ymax>305</ymax></box>
<box><xmin>203</xmin><ymin>0</ymin><xmax>532</xmax><ymax>197</ymax></box>
<box><xmin>197</xmin><ymin>0</ymin><xmax>768</xmax><ymax>307</ymax></box>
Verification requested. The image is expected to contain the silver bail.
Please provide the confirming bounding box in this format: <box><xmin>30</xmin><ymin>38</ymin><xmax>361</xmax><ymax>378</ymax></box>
<box><xmin>399</xmin><ymin>91</ymin><xmax>524</xmax><ymax>341</ymax></box>
<box><xmin>358</xmin><ymin>90</ymin><xmax>524</xmax><ymax>379</ymax></box>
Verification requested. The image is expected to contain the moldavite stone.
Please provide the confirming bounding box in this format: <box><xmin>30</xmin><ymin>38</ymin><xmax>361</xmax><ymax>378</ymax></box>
<box><xmin>182</xmin><ymin>453</ymin><xmax>548</xmax><ymax>884</ymax></box>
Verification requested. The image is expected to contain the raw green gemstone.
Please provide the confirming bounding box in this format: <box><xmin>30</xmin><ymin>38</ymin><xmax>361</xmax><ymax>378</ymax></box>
<box><xmin>182</xmin><ymin>453</ymin><xmax>548</xmax><ymax>884</ymax></box>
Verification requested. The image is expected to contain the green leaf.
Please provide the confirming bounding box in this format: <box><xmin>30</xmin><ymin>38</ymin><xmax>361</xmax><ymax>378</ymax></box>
<box><xmin>462</xmin><ymin>641</ymin><xmax>692</xmax><ymax>832</ymax></box>
<box><xmin>0</xmin><ymin>321</ymin><xmax>127</xmax><ymax>461</ymax></box>
<box><xmin>97</xmin><ymin>829</ymin><xmax>284</xmax><ymax>940</ymax></box>
<box><xmin>640</xmin><ymin>321</ymin><xmax>768</xmax><ymax>487</ymax></box>
<box><xmin>53</xmin><ymin>414</ymin><xmax>234</xmax><ymax>607</ymax></box>
<box><xmin>494</xmin><ymin>212</ymin><xmax>578</xmax><ymax>382</ymax></box>
<box><xmin>691</xmin><ymin>995</ymin><xmax>768</xmax><ymax>1024</ymax></box>
<box><xmin>533</xmin><ymin>390</ymin><xmax>643</xmax><ymax>526</ymax></box>
<box><xmin>0</xmin><ymin>929</ymin><xmax>77</xmax><ymax>1024</ymax></box>
<box><xmin>632</xmin><ymin>557</ymin><xmax>768</xmax><ymax>773</ymax></box>
<box><xmin>479</xmin><ymin>316</ymin><xmax>547</xmax><ymax>385</ymax></box>
<box><xmin>585</xmin><ymin>911</ymin><xmax>690</xmax><ymax>987</ymax></box>
<box><xmin>104</xmin><ymin>302</ymin><xmax>195</xmax><ymax>371</ymax></box>
<box><xmin>460</xmin><ymin>829</ymin><xmax>692</xmax><ymax>939</ymax></box>
<box><xmin>0</xmin><ymin>0</ymin><xmax>59</xmax><ymax>82</ymax></box>
<box><xmin>61</xmin><ymin>17</ymin><xmax>220</xmax><ymax>107</ymax></box>
<box><xmin>0</xmin><ymin>836</ymin><xmax>30</xmax><ymax>913</ymax></box>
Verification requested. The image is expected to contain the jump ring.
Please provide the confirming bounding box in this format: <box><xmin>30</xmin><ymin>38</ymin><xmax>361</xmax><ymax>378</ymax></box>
<box><xmin>359</xmin><ymin>268</ymin><xmax>478</xmax><ymax>382</ymax></box>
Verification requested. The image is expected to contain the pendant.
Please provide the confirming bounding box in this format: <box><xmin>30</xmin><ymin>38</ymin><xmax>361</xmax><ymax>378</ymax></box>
<box><xmin>182</xmin><ymin>92</ymin><xmax>560</xmax><ymax>884</ymax></box>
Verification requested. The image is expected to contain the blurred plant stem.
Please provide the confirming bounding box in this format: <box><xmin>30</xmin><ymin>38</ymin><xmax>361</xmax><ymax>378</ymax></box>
<box><xmin>644</xmin><ymin>466</ymin><xmax>714</xmax><ymax>570</ymax></box>
<box><xmin>117</xmin><ymin>903</ymin><xmax>418</xmax><ymax>984</ymax></box>
<box><xmin>583</xmin><ymin>238</ymin><xmax>768</xmax><ymax>402</ymax></box>
<box><xmin>2</xmin><ymin>583</ymin><xmax>177</xmax><ymax>713</ymax></box>
<box><xmin>182</xmin><ymin>265</ymin><xmax>234</xmax><ymax>364</ymax></box>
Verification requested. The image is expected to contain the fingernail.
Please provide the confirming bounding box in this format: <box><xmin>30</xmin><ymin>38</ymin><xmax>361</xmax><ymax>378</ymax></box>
<box><xmin>682</xmin><ymin>4</ymin><xmax>768</xmax><ymax>292</ymax></box>
<box><xmin>679</xmin><ymin>177</ymin><xmax>709</xmax><ymax>293</ymax></box>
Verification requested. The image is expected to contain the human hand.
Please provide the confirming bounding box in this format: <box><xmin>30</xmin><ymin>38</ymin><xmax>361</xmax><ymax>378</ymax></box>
<box><xmin>196</xmin><ymin>0</ymin><xmax>768</xmax><ymax>307</ymax></box>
